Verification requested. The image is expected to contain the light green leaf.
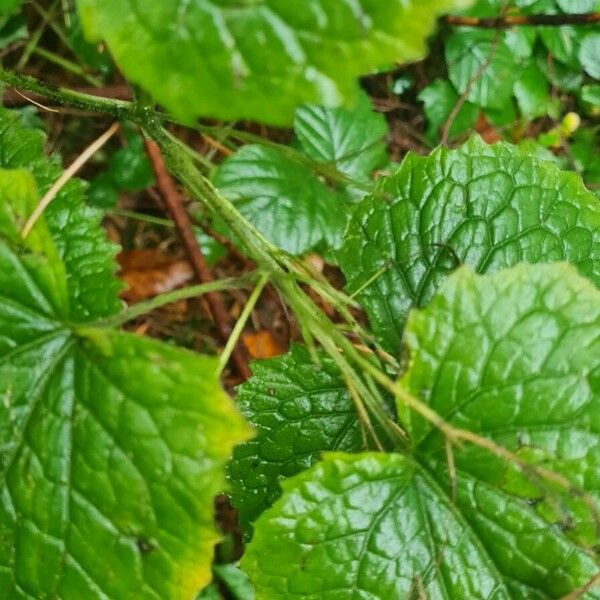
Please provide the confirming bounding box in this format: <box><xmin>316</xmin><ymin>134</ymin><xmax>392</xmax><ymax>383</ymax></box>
<box><xmin>418</xmin><ymin>78</ymin><xmax>480</xmax><ymax>143</ymax></box>
<box><xmin>556</xmin><ymin>0</ymin><xmax>597</xmax><ymax>13</ymax></box>
<box><xmin>75</xmin><ymin>0</ymin><xmax>471</xmax><ymax>125</ymax></box>
<box><xmin>243</xmin><ymin>264</ymin><xmax>600</xmax><ymax>599</ymax></box>
<box><xmin>0</xmin><ymin>111</ymin><xmax>251</xmax><ymax>599</ymax></box>
<box><xmin>445</xmin><ymin>30</ymin><xmax>524</xmax><ymax>108</ymax></box>
<box><xmin>338</xmin><ymin>136</ymin><xmax>600</xmax><ymax>352</ymax></box>
<box><xmin>293</xmin><ymin>91</ymin><xmax>388</xmax><ymax>184</ymax></box>
<box><xmin>227</xmin><ymin>346</ymin><xmax>366</xmax><ymax>530</ymax></box>
<box><xmin>213</xmin><ymin>145</ymin><xmax>345</xmax><ymax>254</ymax></box>
<box><xmin>580</xmin><ymin>33</ymin><xmax>600</xmax><ymax>80</ymax></box>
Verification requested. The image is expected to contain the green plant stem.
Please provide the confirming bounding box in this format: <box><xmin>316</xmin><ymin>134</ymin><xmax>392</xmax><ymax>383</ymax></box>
<box><xmin>32</xmin><ymin>47</ymin><xmax>102</xmax><ymax>87</ymax></box>
<box><xmin>0</xmin><ymin>67</ymin><xmax>134</xmax><ymax>119</ymax></box>
<box><xmin>0</xmin><ymin>66</ymin><xmax>400</xmax><ymax>442</ymax></box>
<box><xmin>217</xmin><ymin>273</ymin><xmax>269</xmax><ymax>376</ymax></box>
<box><xmin>145</xmin><ymin>121</ymin><xmax>402</xmax><ymax>443</ymax></box>
<box><xmin>92</xmin><ymin>273</ymin><xmax>257</xmax><ymax>329</ymax></box>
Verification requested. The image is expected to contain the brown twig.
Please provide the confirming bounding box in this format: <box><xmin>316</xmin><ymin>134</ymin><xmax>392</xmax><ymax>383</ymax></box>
<box><xmin>144</xmin><ymin>139</ymin><xmax>251</xmax><ymax>380</ymax></box>
<box><xmin>443</xmin><ymin>12</ymin><xmax>600</xmax><ymax>28</ymax></box>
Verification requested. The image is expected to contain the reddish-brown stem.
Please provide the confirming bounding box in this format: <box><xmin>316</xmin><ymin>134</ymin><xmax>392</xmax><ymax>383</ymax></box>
<box><xmin>443</xmin><ymin>12</ymin><xmax>600</xmax><ymax>28</ymax></box>
<box><xmin>144</xmin><ymin>139</ymin><xmax>251</xmax><ymax>380</ymax></box>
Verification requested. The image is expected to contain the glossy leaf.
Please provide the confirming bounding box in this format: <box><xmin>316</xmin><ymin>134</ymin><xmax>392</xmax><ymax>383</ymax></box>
<box><xmin>213</xmin><ymin>145</ymin><xmax>345</xmax><ymax>254</ymax></box>
<box><xmin>338</xmin><ymin>136</ymin><xmax>600</xmax><ymax>352</ymax></box>
<box><xmin>227</xmin><ymin>346</ymin><xmax>365</xmax><ymax>530</ymax></box>
<box><xmin>293</xmin><ymin>91</ymin><xmax>388</xmax><ymax>184</ymax></box>
<box><xmin>243</xmin><ymin>264</ymin><xmax>600</xmax><ymax>599</ymax></box>
<box><xmin>0</xmin><ymin>111</ymin><xmax>251</xmax><ymax>600</ymax></box>
<box><xmin>445</xmin><ymin>30</ymin><xmax>524</xmax><ymax>109</ymax></box>
<box><xmin>76</xmin><ymin>0</ymin><xmax>471</xmax><ymax>125</ymax></box>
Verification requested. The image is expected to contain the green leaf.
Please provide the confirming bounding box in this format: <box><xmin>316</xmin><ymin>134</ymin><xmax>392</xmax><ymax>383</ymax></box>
<box><xmin>227</xmin><ymin>346</ymin><xmax>366</xmax><ymax>530</ymax></box>
<box><xmin>243</xmin><ymin>264</ymin><xmax>600</xmax><ymax>598</ymax></box>
<box><xmin>88</xmin><ymin>127</ymin><xmax>155</xmax><ymax>209</ymax></box>
<box><xmin>0</xmin><ymin>108</ymin><xmax>122</xmax><ymax>321</ymax></box>
<box><xmin>75</xmin><ymin>0</ymin><xmax>471</xmax><ymax>125</ymax></box>
<box><xmin>537</xmin><ymin>50</ymin><xmax>584</xmax><ymax>92</ymax></box>
<box><xmin>581</xmin><ymin>84</ymin><xmax>600</xmax><ymax>108</ymax></box>
<box><xmin>570</xmin><ymin>127</ymin><xmax>600</xmax><ymax>187</ymax></box>
<box><xmin>338</xmin><ymin>136</ymin><xmax>600</xmax><ymax>352</ymax></box>
<box><xmin>0</xmin><ymin>111</ymin><xmax>251</xmax><ymax>599</ymax></box>
<box><xmin>556</xmin><ymin>0</ymin><xmax>598</xmax><ymax>13</ymax></box>
<box><xmin>213</xmin><ymin>145</ymin><xmax>345</xmax><ymax>254</ymax></box>
<box><xmin>580</xmin><ymin>33</ymin><xmax>600</xmax><ymax>80</ymax></box>
<box><xmin>540</xmin><ymin>26</ymin><xmax>586</xmax><ymax>69</ymax></box>
<box><xmin>483</xmin><ymin>99</ymin><xmax>518</xmax><ymax>127</ymax></box>
<box><xmin>445</xmin><ymin>30</ymin><xmax>524</xmax><ymax>108</ymax></box>
<box><xmin>293</xmin><ymin>91</ymin><xmax>388</xmax><ymax>185</ymax></box>
<box><xmin>0</xmin><ymin>0</ymin><xmax>22</xmax><ymax>17</ymax></box>
<box><xmin>213</xmin><ymin>564</ymin><xmax>255</xmax><ymax>600</ymax></box>
<box><xmin>67</xmin><ymin>7</ymin><xmax>112</xmax><ymax>76</ymax></box>
<box><xmin>418</xmin><ymin>79</ymin><xmax>480</xmax><ymax>143</ymax></box>
<box><xmin>513</xmin><ymin>61</ymin><xmax>552</xmax><ymax>119</ymax></box>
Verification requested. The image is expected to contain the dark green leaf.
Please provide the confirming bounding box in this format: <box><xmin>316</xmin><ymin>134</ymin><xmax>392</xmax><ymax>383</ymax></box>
<box><xmin>0</xmin><ymin>108</ymin><xmax>122</xmax><ymax>320</ymax></box>
<box><xmin>293</xmin><ymin>91</ymin><xmax>388</xmax><ymax>185</ymax></box>
<box><xmin>227</xmin><ymin>346</ymin><xmax>366</xmax><ymax>529</ymax></box>
<box><xmin>445</xmin><ymin>30</ymin><xmax>524</xmax><ymax>108</ymax></box>
<box><xmin>213</xmin><ymin>145</ymin><xmax>345</xmax><ymax>254</ymax></box>
<box><xmin>338</xmin><ymin>136</ymin><xmax>600</xmax><ymax>352</ymax></box>
<box><xmin>418</xmin><ymin>79</ymin><xmax>480</xmax><ymax>142</ymax></box>
<box><xmin>513</xmin><ymin>61</ymin><xmax>552</xmax><ymax>119</ymax></box>
<box><xmin>581</xmin><ymin>84</ymin><xmax>600</xmax><ymax>108</ymax></box>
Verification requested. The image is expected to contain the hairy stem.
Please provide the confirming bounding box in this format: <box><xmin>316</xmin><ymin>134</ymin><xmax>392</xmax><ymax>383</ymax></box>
<box><xmin>0</xmin><ymin>68</ymin><xmax>134</xmax><ymax>118</ymax></box>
